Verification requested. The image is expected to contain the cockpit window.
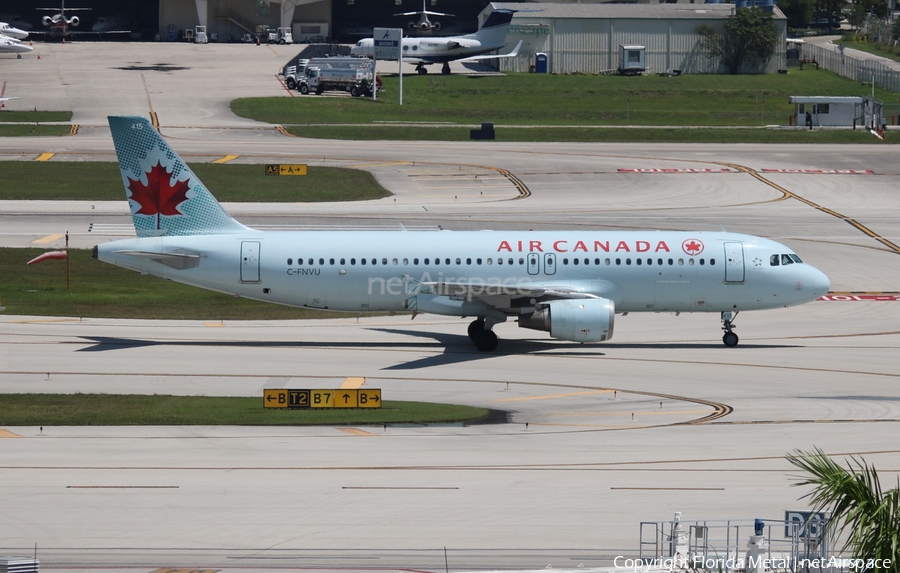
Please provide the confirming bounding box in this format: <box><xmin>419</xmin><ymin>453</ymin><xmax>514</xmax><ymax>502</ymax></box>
<box><xmin>790</xmin><ymin>254</ymin><xmax>803</xmax><ymax>263</ymax></box>
<box><xmin>770</xmin><ymin>254</ymin><xmax>779</xmax><ymax>266</ymax></box>
<box><xmin>781</xmin><ymin>254</ymin><xmax>794</xmax><ymax>266</ymax></box>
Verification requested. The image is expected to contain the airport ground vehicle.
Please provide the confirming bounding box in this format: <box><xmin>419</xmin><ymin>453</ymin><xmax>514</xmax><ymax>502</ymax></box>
<box><xmin>267</xmin><ymin>27</ymin><xmax>293</xmax><ymax>44</ymax></box>
<box><xmin>283</xmin><ymin>59</ymin><xmax>310</xmax><ymax>90</ymax></box>
<box><xmin>303</xmin><ymin>66</ymin><xmax>374</xmax><ymax>96</ymax></box>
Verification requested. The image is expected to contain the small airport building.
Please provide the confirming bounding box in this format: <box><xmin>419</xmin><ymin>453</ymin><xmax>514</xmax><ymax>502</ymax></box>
<box><xmin>481</xmin><ymin>2</ymin><xmax>788</xmax><ymax>75</ymax></box>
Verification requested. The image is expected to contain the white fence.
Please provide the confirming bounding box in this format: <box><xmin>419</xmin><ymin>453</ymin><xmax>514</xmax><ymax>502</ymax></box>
<box><xmin>801</xmin><ymin>42</ymin><xmax>900</xmax><ymax>93</ymax></box>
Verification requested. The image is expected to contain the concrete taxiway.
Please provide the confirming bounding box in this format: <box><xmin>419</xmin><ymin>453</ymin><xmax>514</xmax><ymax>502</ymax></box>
<box><xmin>1</xmin><ymin>41</ymin><xmax>900</xmax><ymax>573</ymax></box>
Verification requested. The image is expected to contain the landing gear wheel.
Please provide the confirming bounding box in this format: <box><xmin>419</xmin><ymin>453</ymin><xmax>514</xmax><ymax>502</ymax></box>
<box><xmin>473</xmin><ymin>330</ymin><xmax>498</xmax><ymax>352</ymax></box>
<box><xmin>467</xmin><ymin>319</ymin><xmax>485</xmax><ymax>341</ymax></box>
<box><xmin>722</xmin><ymin>332</ymin><xmax>739</xmax><ymax>347</ymax></box>
<box><xmin>441</xmin><ymin>62</ymin><xmax>451</xmax><ymax>75</ymax></box>
<box><xmin>721</xmin><ymin>311</ymin><xmax>739</xmax><ymax>347</ymax></box>
<box><xmin>417</xmin><ymin>66</ymin><xmax>428</xmax><ymax>75</ymax></box>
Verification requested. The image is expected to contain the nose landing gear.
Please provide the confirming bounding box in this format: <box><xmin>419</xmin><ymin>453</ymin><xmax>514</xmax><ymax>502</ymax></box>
<box><xmin>721</xmin><ymin>311</ymin><xmax>739</xmax><ymax>347</ymax></box>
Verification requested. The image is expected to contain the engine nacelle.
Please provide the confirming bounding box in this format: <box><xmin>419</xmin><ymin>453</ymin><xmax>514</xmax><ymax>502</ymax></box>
<box><xmin>69</xmin><ymin>15</ymin><xmax>80</xmax><ymax>27</ymax></box>
<box><xmin>518</xmin><ymin>298</ymin><xmax>615</xmax><ymax>343</ymax></box>
<box><xmin>432</xmin><ymin>21</ymin><xmax>442</xmax><ymax>31</ymax></box>
<box><xmin>409</xmin><ymin>21</ymin><xmax>417</xmax><ymax>30</ymax></box>
<box><xmin>43</xmin><ymin>16</ymin><xmax>53</xmax><ymax>26</ymax></box>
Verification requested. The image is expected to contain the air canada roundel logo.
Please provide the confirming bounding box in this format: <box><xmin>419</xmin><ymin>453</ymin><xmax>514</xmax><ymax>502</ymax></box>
<box><xmin>682</xmin><ymin>238</ymin><xmax>704</xmax><ymax>256</ymax></box>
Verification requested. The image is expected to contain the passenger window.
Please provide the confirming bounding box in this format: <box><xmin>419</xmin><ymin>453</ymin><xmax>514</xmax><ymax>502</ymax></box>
<box><xmin>790</xmin><ymin>254</ymin><xmax>803</xmax><ymax>263</ymax></box>
<box><xmin>403</xmin><ymin>258</ymin><xmax>408</xmax><ymax>265</ymax></box>
<box><xmin>770</xmin><ymin>255</ymin><xmax>780</xmax><ymax>266</ymax></box>
<box><xmin>636</xmin><ymin>258</ymin><xmax>642</xmax><ymax>266</ymax></box>
<box><xmin>605</xmin><ymin>258</ymin><xmax>610</xmax><ymax>265</ymax></box>
<box><xmin>678</xmin><ymin>259</ymin><xmax>684</xmax><ymax>265</ymax></box>
<box><xmin>689</xmin><ymin>259</ymin><xmax>695</xmax><ymax>266</ymax></box>
<box><xmin>487</xmin><ymin>258</ymin><xmax>493</xmax><ymax>265</ymax></box>
<box><xmin>424</xmin><ymin>258</ymin><xmax>430</xmax><ymax>265</ymax></box>
<box><xmin>287</xmin><ymin>258</ymin><xmax>293</xmax><ymax>265</ymax></box>
<box><xmin>668</xmin><ymin>258</ymin><xmax>673</xmax><ymax>265</ymax></box>
<box><xmin>298</xmin><ymin>258</ymin><xmax>304</xmax><ymax>265</ymax></box>
<box><xmin>616</xmin><ymin>258</ymin><xmax>621</xmax><ymax>265</ymax></box>
<box><xmin>456</xmin><ymin>258</ymin><xmax>461</xmax><ymax>265</ymax></box>
<box><xmin>518</xmin><ymin>258</ymin><xmax>524</xmax><ymax>265</ymax></box>
<box><xmin>414</xmin><ymin>258</ymin><xmax>419</xmax><ymax>265</ymax></box>
<box><xmin>498</xmin><ymin>258</ymin><xmax>503</xmax><ymax>265</ymax></box>
<box><xmin>710</xmin><ymin>259</ymin><xmax>715</xmax><ymax>265</ymax></box>
<box><xmin>361</xmin><ymin>258</ymin><xmax>366</xmax><ymax>265</ymax></box>
<box><xmin>572</xmin><ymin>258</ymin><xmax>577</xmax><ymax>265</ymax></box>
<box><xmin>308</xmin><ymin>258</ymin><xmax>313</xmax><ymax>265</ymax></box>
<box><xmin>467</xmin><ymin>258</ymin><xmax>472</xmax><ymax>265</ymax></box>
<box><xmin>351</xmin><ymin>258</ymin><xmax>356</xmax><ymax>265</ymax></box>
<box><xmin>781</xmin><ymin>254</ymin><xmax>793</xmax><ymax>266</ymax></box>
<box><xmin>340</xmin><ymin>258</ymin><xmax>345</xmax><ymax>265</ymax></box>
<box><xmin>626</xmin><ymin>258</ymin><xmax>632</xmax><ymax>265</ymax></box>
<box><xmin>477</xmin><ymin>258</ymin><xmax>482</xmax><ymax>265</ymax></box>
<box><xmin>392</xmin><ymin>258</ymin><xmax>398</xmax><ymax>265</ymax></box>
<box><xmin>319</xmin><ymin>258</ymin><xmax>324</xmax><ymax>265</ymax></box>
<box><xmin>382</xmin><ymin>258</ymin><xmax>388</xmax><ymax>265</ymax></box>
<box><xmin>646</xmin><ymin>258</ymin><xmax>652</xmax><ymax>265</ymax></box>
<box><xmin>658</xmin><ymin>258</ymin><xmax>663</xmax><ymax>266</ymax></box>
<box><xmin>700</xmin><ymin>259</ymin><xmax>705</xmax><ymax>265</ymax></box>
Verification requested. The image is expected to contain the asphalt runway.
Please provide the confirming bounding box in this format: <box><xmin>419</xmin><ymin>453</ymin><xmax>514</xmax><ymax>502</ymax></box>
<box><xmin>2</xmin><ymin>42</ymin><xmax>900</xmax><ymax>573</ymax></box>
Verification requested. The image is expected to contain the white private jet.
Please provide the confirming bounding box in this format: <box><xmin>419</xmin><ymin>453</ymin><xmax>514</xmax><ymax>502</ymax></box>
<box><xmin>0</xmin><ymin>21</ymin><xmax>29</xmax><ymax>40</ymax></box>
<box><xmin>0</xmin><ymin>35</ymin><xmax>32</xmax><ymax>58</ymax></box>
<box><xmin>94</xmin><ymin>116</ymin><xmax>831</xmax><ymax>351</ymax></box>
<box><xmin>395</xmin><ymin>0</ymin><xmax>454</xmax><ymax>34</ymax></box>
<box><xmin>351</xmin><ymin>9</ymin><xmax>522</xmax><ymax>75</ymax></box>
<box><xmin>35</xmin><ymin>0</ymin><xmax>90</xmax><ymax>39</ymax></box>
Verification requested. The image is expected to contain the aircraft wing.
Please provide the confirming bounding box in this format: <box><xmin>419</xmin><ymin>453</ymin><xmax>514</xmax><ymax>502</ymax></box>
<box><xmin>394</xmin><ymin>10</ymin><xmax>453</xmax><ymax>16</ymax></box>
<box><xmin>458</xmin><ymin>40</ymin><xmax>522</xmax><ymax>62</ymax></box>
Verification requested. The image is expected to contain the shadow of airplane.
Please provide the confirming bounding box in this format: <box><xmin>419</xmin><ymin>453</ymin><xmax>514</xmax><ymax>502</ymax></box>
<box><xmin>74</xmin><ymin>329</ymin><xmax>798</xmax><ymax>370</ymax></box>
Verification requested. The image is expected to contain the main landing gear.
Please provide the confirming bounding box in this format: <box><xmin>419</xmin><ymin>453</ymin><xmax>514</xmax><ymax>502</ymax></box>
<box><xmin>468</xmin><ymin>318</ymin><xmax>499</xmax><ymax>352</ymax></box>
<box><xmin>441</xmin><ymin>62</ymin><xmax>451</xmax><ymax>75</ymax></box>
<box><xmin>721</xmin><ymin>311</ymin><xmax>739</xmax><ymax>347</ymax></box>
<box><xmin>416</xmin><ymin>64</ymin><xmax>428</xmax><ymax>75</ymax></box>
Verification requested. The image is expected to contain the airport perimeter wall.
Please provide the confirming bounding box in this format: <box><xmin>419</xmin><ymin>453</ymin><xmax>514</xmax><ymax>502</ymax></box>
<box><xmin>802</xmin><ymin>42</ymin><xmax>900</xmax><ymax>92</ymax></box>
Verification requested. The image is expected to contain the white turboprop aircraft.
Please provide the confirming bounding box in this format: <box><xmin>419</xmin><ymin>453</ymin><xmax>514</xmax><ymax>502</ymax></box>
<box><xmin>0</xmin><ymin>21</ymin><xmax>29</xmax><ymax>39</ymax></box>
<box><xmin>94</xmin><ymin>116</ymin><xmax>830</xmax><ymax>351</ymax></box>
<box><xmin>351</xmin><ymin>9</ymin><xmax>522</xmax><ymax>75</ymax></box>
<box><xmin>395</xmin><ymin>0</ymin><xmax>454</xmax><ymax>34</ymax></box>
<box><xmin>0</xmin><ymin>35</ymin><xmax>32</xmax><ymax>58</ymax></box>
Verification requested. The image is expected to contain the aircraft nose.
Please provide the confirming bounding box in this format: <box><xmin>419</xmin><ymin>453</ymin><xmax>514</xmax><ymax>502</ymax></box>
<box><xmin>804</xmin><ymin>266</ymin><xmax>830</xmax><ymax>299</ymax></box>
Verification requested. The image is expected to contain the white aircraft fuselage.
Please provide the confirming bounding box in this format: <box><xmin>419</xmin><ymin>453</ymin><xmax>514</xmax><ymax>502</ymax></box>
<box><xmin>94</xmin><ymin>116</ymin><xmax>830</xmax><ymax>351</ymax></box>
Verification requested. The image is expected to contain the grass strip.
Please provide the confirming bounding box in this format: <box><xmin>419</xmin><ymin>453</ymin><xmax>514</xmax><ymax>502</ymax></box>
<box><xmin>0</xmin><ymin>111</ymin><xmax>73</xmax><ymax>123</ymax></box>
<box><xmin>0</xmin><ymin>394</ymin><xmax>491</xmax><ymax>426</ymax></box>
<box><xmin>1</xmin><ymin>248</ymin><xmax>353</xmax><ymax>319</ymax></box>
<box><xmin>283</xmin><ymin>125</ymin><xmax>890</xmax><ymax>143</ymax></box>
<box><xmin>0</xmin><ymin>162</ymin><xmax>390</xmax><ymax>202</ymax></box>
<box><xmin>0</xmin><ymin>124</ymin><xmax>74</xmax><ymax>137</ymax></box>
<box><xmin>233</xmin><ymin>67</ymin><xmax>900</xmax><ymax>134</ymax></box>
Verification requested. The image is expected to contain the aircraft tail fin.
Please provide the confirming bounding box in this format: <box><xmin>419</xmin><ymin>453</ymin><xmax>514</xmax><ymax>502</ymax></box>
<box><xmin>472</xmin><ymin>9</ymin><xmax>514</xmax><ymax>45</ymax></box>
<box><xmin>107</xmin><ymin>116</ymin><xmax>249</xmax><ymax>237</ymax></box>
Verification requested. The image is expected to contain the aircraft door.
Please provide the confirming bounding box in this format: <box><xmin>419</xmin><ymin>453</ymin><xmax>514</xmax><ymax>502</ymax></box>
<box><xmin>240</xmin><ymin>241</ymin><xmax>260</xmax><ymax>283</ymax></box>
<box><xmin>527</xmin><ymin>252</ymin><xmax>540</xmax><ymax>275</ymax></box>
<box><xmin>543</xmin><ymin>253</ymin><xmax>556</xmax><ymax>275</ymax></box>
<box><xmin>724</xmin><ymin>242</ymin><xmax>745</xmax><ymax>283</ymax></box>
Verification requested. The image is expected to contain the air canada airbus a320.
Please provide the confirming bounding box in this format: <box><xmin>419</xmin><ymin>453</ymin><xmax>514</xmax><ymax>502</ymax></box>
<box><xmin>94</xmin><ymin>116</ymin><xmax>831</xmax><ymax>351</ymax></box>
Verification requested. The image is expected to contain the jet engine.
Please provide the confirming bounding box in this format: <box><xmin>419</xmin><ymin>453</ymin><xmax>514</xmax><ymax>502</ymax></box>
<box><xmin>43</xmin><ymin>16</ymin><xmax>53</xmax><ymax>26</ymax></box>
<box><xmin>408</xmin><ymin>21</ymin><xmax>417</xmax><ymax>30</ymax></box>
<box><xmin>68</xmin><ymin>15</ymin><xmax>80</xmax><ymax>26</ymax></box>
<box><xmin>432</xmin><ymin>21</ymin><xmax>441</xmax><ymax>31</ymax></box>
<box><xmin>518</xmin><ymin>298</ymin><xmax>615</xmax><ymax>343</ymax></box>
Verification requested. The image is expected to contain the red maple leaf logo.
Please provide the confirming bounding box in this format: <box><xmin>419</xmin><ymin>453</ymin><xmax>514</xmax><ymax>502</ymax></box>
<box><xmin>682</xmin><ymin>238</ymin><xmax>704</xmax><ymax>256</ymax></box>
<box><xmin>126</xmin><ymin>161</ymin><xmax>190</xmax><ymax>229</ymax></box>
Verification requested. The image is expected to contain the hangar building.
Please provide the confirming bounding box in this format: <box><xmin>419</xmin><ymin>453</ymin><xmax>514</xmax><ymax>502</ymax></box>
<box><xmin>481</xmin><ymin>2</ymin><xmax>788</xmax><ymax>74</ymax></box>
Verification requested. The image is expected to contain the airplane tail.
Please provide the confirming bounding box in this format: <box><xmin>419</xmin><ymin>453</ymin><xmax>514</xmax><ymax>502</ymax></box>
<box><xmin>471</xmin><ymin>9</ymin><xmax>514</xmax><ymax>45</ymax></box>
<box><xmin>107</xmin><ymin>115</ymin><xmax>249</xmax><ymax>237</ymax></box>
